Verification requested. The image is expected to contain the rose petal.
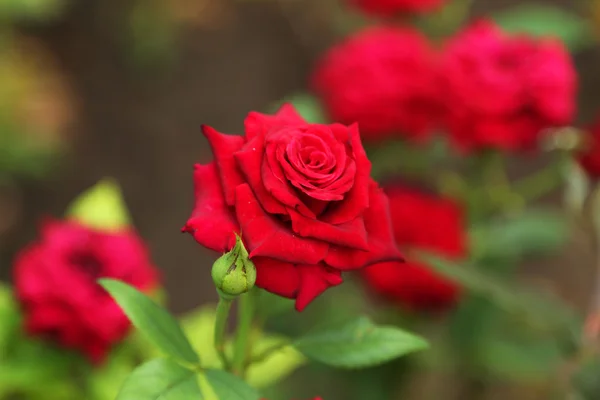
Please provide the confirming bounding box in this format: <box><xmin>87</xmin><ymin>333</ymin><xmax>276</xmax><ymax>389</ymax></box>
<box><xmin>235</xmin><ymin>184</ymin><xmax>328</xmax><ymax>264</ymax></box>
<box><xmin>262</xmin><ymin>142</ymin><xmax>315</xmax><ymax>218</ymax></box>
<box><xmin>182</xmin><ymin>163</ymin><xmax>239</xmax><ymax>252</ymax></box>
<box><xmin>325</xmin><ymin>182</ymin><xmax>403</xmax><ymax>270</ymax></box>
<box><xmin>235</xmin><ymin>136</ymin><xmax>288</xmax><ymax>215</ymax></box>
<box><xmin>244</xmin><ymin>103</ymin><xmax>307</xmax><ymax>141</ymax></box>
<box><xmin>321</xmin><ymin>124</ymin><xmax>371</xmax><ymax>224</ymax></box>
<box><xmin>253</xmin><ymin>257</ymin><xmax>300</xmax><ymax>298</ymax></box>
<box><xmin>202</xmin><ymin>125</ymin><xmax>246</xmax><ymax>206</ymax></box>
<box><xmin>288</xmin><ymin>209</ymin><xmax>369</xmax><ymax>250</ymax></box>
<box><xmin>296</xmin><ymin>264</ymin><xmax>343</xmax><ymax>311</ymax></box>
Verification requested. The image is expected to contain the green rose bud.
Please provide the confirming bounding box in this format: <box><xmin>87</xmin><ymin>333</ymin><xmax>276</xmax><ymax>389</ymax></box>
<box><xmin>212</xmin><ymin>234</ymin><xmax>256</xmax><ymax>300</ymax></box>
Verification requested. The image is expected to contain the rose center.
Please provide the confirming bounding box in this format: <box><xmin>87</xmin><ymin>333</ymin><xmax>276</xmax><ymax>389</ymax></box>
<box><xmin>69</xmin><ymin>250</ymin><xmax>103</xmax><ymax>278</ymax></box>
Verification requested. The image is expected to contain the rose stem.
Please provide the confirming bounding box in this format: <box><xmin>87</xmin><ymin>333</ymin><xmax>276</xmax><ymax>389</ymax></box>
<box><xmin>214</xmin><ymin>297</ymin><xmax>233</xmax><ymax>371</ymax></box>
<box><xmin>232</xmin><ymin>289</ymin><xmax>256</xmax><ymax>377</ymax></box>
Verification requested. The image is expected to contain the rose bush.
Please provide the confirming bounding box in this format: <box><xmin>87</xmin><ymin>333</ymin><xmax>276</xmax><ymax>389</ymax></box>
<box><xmin>579</xmin><ymin>117</ymin><xmax>600</xmax><ymax>179</ymax></box>
<box><xmin>14</xmin><ymin>219</ymin><xmax>159</xmax><ymax>363</ymax></box>
<box><xmin>182</xmin><ymin>104</ymin><xmax>402</xmax><ymax>311</ymax></box>
<box><xmin>439</xmin><ymin>20</ymin><xmax>576</xmax><ymax>152</ymax></box>
<box><xmin>362</xmin><ymin>186</ymin><xmax>464</xmax><ymax>311</ymax></box>
<box><xmin>348</xmin><ymin>0</ymin><xmax>445</xmax><ymax>17</ymax></box>
<box><xmin>311</xmin><ymin>27</ymin><xmax>439</xmax><ymax>143</ymax></box>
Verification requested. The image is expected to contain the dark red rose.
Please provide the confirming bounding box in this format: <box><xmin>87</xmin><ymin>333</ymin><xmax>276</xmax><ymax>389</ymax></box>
<box><xmin>14</xmin><ymin>219</ymin><xmax>159</xmax><ymax>363</ymax></box>
<box><xmin>348</xmin><ymin>0</ymin><xmax>444</xmax><ymax>17</ymax></box>
<box><xmin>362</xmin><ymin>187</ymin><xmax>464</xmax><ymax>312</ymax></box>
<box><xmin>578</xmin><ymin>119</ymin><xmax>600</xmax><ymax>179</ymax></box>
<box><xmin>182</xmin><ymin>104</ymin><xmax>402</xmax><ymax>311</ymax></box>
<box><xmin>439</xmin><ymin>20</ymin><xmax>576</xmax><ymax>153</ymax></box>
<box><xmin>311</xmin><ymin>27</ymin><xmax>439</xmax><ymax>143</ymax></box>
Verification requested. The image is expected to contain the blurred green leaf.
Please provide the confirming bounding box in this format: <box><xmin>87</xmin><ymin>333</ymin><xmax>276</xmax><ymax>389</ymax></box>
<box><xmin>477</xmin><ymin>316</ymin><xmax>564</xmax><ymax>382</ymax></box>
<box><xmin>204</xmin><ymin>369</ymin><xmax>261</xmax><ymax>400</ymax></box>
<box><xmin>88</xmin><ymin>338</ymin><xmax>154</xmax><ymax>400</ymax></box>
<box><xmin>0</xmin><ymin>0</ymin><xmax>67</xmax><ymax>22</ymax></box>
<box><xmin>270</xmin><ymin>93</ymin><xmax>327</xmax><ymax>124</ymax></box>
<box><xmin>572</xmin><ymin>357</ymin><xmax>600</xmax><ymax>400</ymax></box>
<box><xmin>469</xmin><ymin>209</ymin><xmax>569</xmax><ymax>262</ymax></box>
<box><xmin>180</xmin><ymin>306</ymin><xmax>221</xmax><ymax>369</ymax></box>
<box><xmin>99</xmin><ymin>279</ymin><xmax>200</xmax><ymax>365</ymax></box>
<box><xmin>246</xmin><ymin>336</ymin><xmax>306</xmax><ymax>389</ymax></box>
<box><xmin>563</xmin><ymin>160</ymin><xmax>590</xmax><ymax>214</ymax></box>
<box><xmin>255</xmin><ymin>290</ymin><xmax>294</xmax><ymax>320</ymax></box>
<box><xmin>492</xmin><ymin>3</ymin><xmax>594</xmax><ymax>52</ymax></box>
<box><xmin>128</xmin><ymin>0</ymin><xmax>178</xmax><ymax>68</ymax></box>
<box><xmin>420</xmin><ymin>253</ymin><xmax>580</xmax><ymax>336</ymax></box>
<box><xmin>294</xmin><ymin>317</ymin><xmax>428</xmax><ymax>369</ymax></box>
<box><xmin>181</xmin><ymin>304</ymin><xmax>306</xmax><ymax>388</ymax></box>
<box><xmin>116</xmin><ymin>358</ymin><xmax>202</xmax><ymax>400</ymax></box>
<box><xmin>66</xmin><ymin>179</ymin><xmax>132</xmax><ymax>232</ymax></box>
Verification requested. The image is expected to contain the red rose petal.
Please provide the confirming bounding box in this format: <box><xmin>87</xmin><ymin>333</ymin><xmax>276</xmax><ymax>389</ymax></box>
<box><xmin>235</xmin><ymin>136</ymin><xmax>288</xmax><ymax>215</ymax></box>
<box><xmin>202</xmin><ymin>125</ymin><xmax>246</xmax><ymax>206</ymax></box>
<box><xmin>325</xmin><ymin>182</ymin><xmax>403</xmax><ymax>270</ymax></box>
<box><xmin>262</xmin><ymin>141</ymin><xmax>315</xmax><ymax>218</ymax></box>
<box><xmin>235</xmin><ymin>184</ymin><xmax>328</xmax><ymax>264</ymax></box>
<box><xmin>288</xmin><ymin>209</ymin><xmax>369</xmax><ymax>250</ymax></box>
<box><xmin>244</xmin><ymin>103</ymin><xmax>307</xmax><ymax>141</ymax></box>
<box><xmin>182</xmin><ymin>163</ymin><xmax>239</xmax><ymax>252</ymax></box>
<box><xmin>295</xmin><ymin>264</ymin><xmax>343</xmax><ymax>311</ymax></box>
<box><xmin>321</xmin><ymin>124</ymin><xmax>371</xmax><ymax>224</ymax></box>
<box><xmin>253</xmin><ymin>257</ymin><xmax>299</xmax><ymax>298</ymax></box>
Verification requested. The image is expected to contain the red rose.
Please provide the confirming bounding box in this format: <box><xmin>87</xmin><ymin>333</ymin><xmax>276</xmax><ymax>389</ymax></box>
<box><xmin>14</xmin><ymin>219</ymin><xmax>159</xmax><ymax>363</ymax></box>
<box><xmin>348</xmin><ymin>0</ymin><xmax>444</xmax><ymax>17</ymax></box>
<box><xmin>311</xmin><ymin>27</ymin><xmax>439</xmax><ymax>143</ymax></box>
<box><xmin>579</xmin><ymin>118</ymin><xmax>600</xmax><ymax>179</ymax></box>
<box><xmin>182</xmin><ymin>105</ymin><xmax>402</xmax><ymax>311</ymax></box>
<box><xmin>362</xmin><ymin>187</ymin><xmax>464</xmax><ymax>312</ymax></box>
<box><xmin>439</xmin><ymin>20</ymin><xmax>576</xmax><ymax>153</ymax></box>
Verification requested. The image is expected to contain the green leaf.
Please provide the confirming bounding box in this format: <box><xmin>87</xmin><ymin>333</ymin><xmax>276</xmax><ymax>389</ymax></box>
<box><xmin>492</xmin><ymin>3</ymin><xmax>594</xmax><ymax>52</ymax></box>
<box><xmin>563</xmin><ymin>160</ymin><xmax>590</xmax><ymax>214</ymax></box>
<box><xmin>270</xmin><ymin>93</ymin><xmax>327</xmax><ymax>124</ymax></box>
<box><xmin>99</xmin><ymin>279</ymin><xmax>199</xmax><ymax>365</ymax></box>
<box><xmin>293</xmin><ymin>317</ymin><xmax>428</xmax><ymax>369</ymax></box>
<box><xmin>470</xmin><ymin>209</ymin><xmax>568</xmax><ymax>262</ymax></box>
<box><xmin>246</xmin><ymin>336</ymin><xmax>306</xmax><ymax>389</ymax></box>
<box><xmin>419</xmin><ymin>253</ymin><xmax>581</xmax><ymax>338</ymax></box>
<box><xmin>572</xmin><ymin>357</ymin><xmax>600</xmax><ymax>400</ymax></box>
<box><xmin>116</xmin><ymin>358</ymin><xmax>202</xmax><ymax>400</ymax></box>
<box><xmin>255</xmin><ymin>290</ymin><xmax>294</xmax><ymax>319</ymax></box>
<box><xmin>66</xmin><ymin>178</ymin><xmax>131</xmax><ymax>232</ymax></box>
<box><xmin>204</xmin><ymin>369</ymin><xmax>261</xmax><ymax>400</ymax></box>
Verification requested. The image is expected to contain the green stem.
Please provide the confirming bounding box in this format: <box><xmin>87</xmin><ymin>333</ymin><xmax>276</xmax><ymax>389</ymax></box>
<box><xmin>232</xmin><ymin>290</ymin><xmax>256</xmax><ymax>377</ymax></box>
<box><xmin>214</xmin><ymin>297</ymin><xmax>233</xmax><ymax>371</ymax></box>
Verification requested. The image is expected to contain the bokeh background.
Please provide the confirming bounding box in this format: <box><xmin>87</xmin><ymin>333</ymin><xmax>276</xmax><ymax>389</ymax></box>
<box><xmin>1</xmin><ymin>0</ymin><xmax>600</xmax><ymax>398</ymax></box>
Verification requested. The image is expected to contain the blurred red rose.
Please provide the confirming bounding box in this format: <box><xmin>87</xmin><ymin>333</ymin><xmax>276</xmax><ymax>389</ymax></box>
<box><xmin>362</xmin><ymin>187</ymin><xmax>464</xmax><ymax>311</ymax></box>
<box><xmin>579</xmin><ymin>119</ymin><xmax>600</xmax><ymax>178</ymax></box>
<box><xmin>439</xmin><ymin>20</ymin><xmax>576</xmax><ymax>153</ymax></box>
<box><xmin>14</xmin><ymin>219</ymin><xmax>159</xmax><ymax>363</ymax></box>
<box><xmin>348</xmin><ymin>0</ymin><xmax>444</xmax><ymax>17</ymax></box>
<box><xmin>311</xmin><ymin>27</ymin><xmax>439</xmax><ymax>143</ymax></box>
<box><xmin>182</xmin><ymin>104</ymin><xmax>402</xmax><ymax>311</ymax></box>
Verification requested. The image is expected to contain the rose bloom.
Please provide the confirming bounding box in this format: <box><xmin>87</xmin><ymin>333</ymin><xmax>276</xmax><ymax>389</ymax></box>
<box><xmin>362</xmin><ymin>187</ymin><xmax>464</xmax><ymax>312</ymax></box>
<box><xmin>439</xmin><ymin>20</ymin><xmax>576</xmax><ymax>153</ymax></box>
<box><xmin>311</xmin><ymin>27</ymin><xmax>439</xmax><ymax>143</ymax></box>
<box><xmin>182</xmin><ymin>104</ymin><xmax>402</xmax><ymax>311</ymax></box>
<box><xmin>348</xmin><ymin>0</ymin><xmax>445</xmax><ymax>17</ymax></box>
<box><xmin>578</xmin><ymin>118</ymin><xmax>600</xmax><ymax>179</ymax></box>
<box><xmin>14</xmin><ymin>219</ymin><xmax>159</xmax><ymax>363</ymax></box>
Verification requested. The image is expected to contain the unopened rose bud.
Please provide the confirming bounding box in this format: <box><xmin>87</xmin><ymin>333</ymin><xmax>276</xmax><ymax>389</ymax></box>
<box><xmin>212</xmin><ymin>234</ymin><xmax>256</xmax><ymax>300</ymax></box>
